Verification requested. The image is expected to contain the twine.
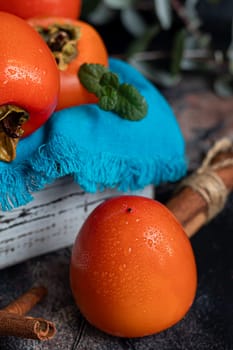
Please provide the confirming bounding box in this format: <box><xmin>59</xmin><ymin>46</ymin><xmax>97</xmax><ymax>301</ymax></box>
<box><xmin>178</xmin><ymin>138</ymin><xmax>233</xmax><ymax>221</ymax></box>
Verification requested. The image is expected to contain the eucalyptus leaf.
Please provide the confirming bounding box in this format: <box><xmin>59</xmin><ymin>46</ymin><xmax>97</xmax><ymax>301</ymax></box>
<box><xmin>103</xmin><ymin>0</ymin><xmax>134</xmax><ymax>10</ymax></box>
<box><xmin>87</xmin><ymin>2</ymin><xmax>116</xmax><ymax>25</ymax></box>
<box><xmin>80</xmin><ymin>0</ymin><xmax>101</xmax><ymax>18</ymax></box>
<box><xmin>185</xmin><ymin>0</ymin><xmax>201</xmax><ymax>30</ymax></box>
<box><xmin>170</xmin><ymin>29</ymin><xmax>186</xmax><ymax>76</ymax></box>
<box><xmin>126</xmin><ymin>25</ymin><xmax>160</xmax><ymax>58</ymax></box>
<box><xmin>214</xmin><ymin>75</ymin><xmax>233</xmax><ymax>98</ymax></box>
<box><xmin>153</xmin><ymin>0</ymin><xmax>172</xmax><ymax>30</ymax></box>
<box><xmin>185</xmin><ymin>0</ymin><xmax>200</xmax><ymax>14</ymax></box>
<box><xmin>120</xmin><ymin>8</ymin><xmax>148</xmax><ymax>37</ymax></box>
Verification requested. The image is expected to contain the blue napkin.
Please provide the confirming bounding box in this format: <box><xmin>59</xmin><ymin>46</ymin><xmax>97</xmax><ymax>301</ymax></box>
<box><xmin>0</xmin><ymin>58</ymin><xmax>187</xmax><ymax>210</ymax></box>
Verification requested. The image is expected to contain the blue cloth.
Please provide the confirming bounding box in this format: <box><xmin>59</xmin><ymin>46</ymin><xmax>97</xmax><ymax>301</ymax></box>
<box><xmin>0</xmin><ymin>58</ymin><xmax>187</xmax><ymax>210</ymax></box>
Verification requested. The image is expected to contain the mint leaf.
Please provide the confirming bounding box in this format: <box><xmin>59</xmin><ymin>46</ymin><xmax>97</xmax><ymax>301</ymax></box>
<box><xmin>99</xmin><ymin>87</ymin><xmax>118</xmax><ymax>111</ymax></box>
<box><xmin>78</xmin><ymin>63</ymin><xmax>108</xmax><ymax>97</ymax></box>
<box><xmin>78</xmin><ymin>63</ymin><xmax>148</xmax><ymax>121</ymax></box>
<box><xmin>100</xmin><ymin>72</ymin><xmax>120</xmax><ymax>90</ymax></box>
<box><xmin>116</xmin><ymin>84</ymin><xmax>148</xmax><ymax>121</ymax></box>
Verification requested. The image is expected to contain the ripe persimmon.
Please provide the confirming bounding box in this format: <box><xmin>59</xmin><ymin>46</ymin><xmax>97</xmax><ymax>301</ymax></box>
<box><xmin>0</xmin><ymin>11</ymin><xmax>60</xmax><ymax>162</ymax></box>
<box><xmin>28</xmin><ymin>17</ymin><xmax>109</xmax><ymax>110</ymax></box>
<box><xmin>0</xmin><ymin>0</ymin><xmax>82</xmax><ymax>20</ymax></box>
<box><xmin>70</xmin><ymin>195</ymin><xmax>197</xmax><ymax>338</ymax></box>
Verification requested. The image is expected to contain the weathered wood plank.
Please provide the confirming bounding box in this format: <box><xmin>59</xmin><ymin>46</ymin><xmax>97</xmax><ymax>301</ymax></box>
<box><xmin>0</xmin><ymin>177</ymin><xmax>154</xmax><ymax>269</ymax></box>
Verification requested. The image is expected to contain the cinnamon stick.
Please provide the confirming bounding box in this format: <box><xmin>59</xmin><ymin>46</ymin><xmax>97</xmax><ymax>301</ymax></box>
<box><xmin>3</xmin><ymin>286</ymin><xmax>47</xmax><ymax>315</ymax></box>
<box><xmin>0</xmin><ymin>286</ymin><xmax>56</xmax><ymax>341</ymax></box>
<box><xmin>0</xmin><ymin>311</ymin><xmax>55</xmax><ymax>340</ymax></box>
<box><xmin>166</xmin><ymin>142</ymin><xmax>233</xmax><ymax>237</ymax></box>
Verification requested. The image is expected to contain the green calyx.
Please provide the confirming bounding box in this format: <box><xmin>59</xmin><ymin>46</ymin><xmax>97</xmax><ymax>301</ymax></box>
<box><xmin>36</xmin><ymin>23</ymin><xmax>80</xmax><ymax>71</ymax></box>
<box><xmin>78</xmin><ymin>63</ymin><xmax>148</xmax><ymax>121</ymax></box>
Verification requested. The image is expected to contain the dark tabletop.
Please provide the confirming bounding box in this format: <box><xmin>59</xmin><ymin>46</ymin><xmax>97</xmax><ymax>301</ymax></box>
<box><xmin>0</xmin><ymin>73</ymin><xmax>233</xmax><ymax>350</ymax></box>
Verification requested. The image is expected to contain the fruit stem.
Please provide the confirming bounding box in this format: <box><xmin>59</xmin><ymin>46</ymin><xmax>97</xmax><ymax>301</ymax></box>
<box><xmin>36</xmin><ymin>23</ymin><xmax>80</xmax><ymax>71</ymax></box>
<box><xmin>0</xmin><ymin>105</ymin><xmax>29</xmax><ymax>162</ymax></box>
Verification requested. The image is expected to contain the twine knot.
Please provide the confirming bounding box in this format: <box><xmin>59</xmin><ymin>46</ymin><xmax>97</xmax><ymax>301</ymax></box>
<box><xmin>179</xmin><ymin>138</ymin><xmax>233</xmax><ymax>221</ymax></box>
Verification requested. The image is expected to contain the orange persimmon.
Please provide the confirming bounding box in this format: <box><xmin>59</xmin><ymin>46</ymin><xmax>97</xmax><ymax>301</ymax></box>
<box><xmin>0</xmin><ymin>0</ymin><xmax>82</xmax><ymax>20</ymax></box>
<box><xmin>0</xmin><ymin>11</ymin><xmax>60</xmax><ymax>162</ymax></box>
<box><xmin>28</xmin><ymin>17</ymin><xmax>109</xmax><ymax>111</ymax></box>
<box><xmin>70</xmin><ymin>195</ymin><xmax>197</xmax><ymax>338</ymax></box>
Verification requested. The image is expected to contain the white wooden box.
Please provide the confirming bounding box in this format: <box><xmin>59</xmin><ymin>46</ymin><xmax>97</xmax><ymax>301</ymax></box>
<box><xmin>0</xmin><ymin>177</ymin><xmax>154</xmax><ymax>269</ymax></box>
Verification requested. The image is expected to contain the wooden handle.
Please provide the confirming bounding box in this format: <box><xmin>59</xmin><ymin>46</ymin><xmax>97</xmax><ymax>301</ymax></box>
<box><xmin>166</xmin><ymin>145</ymin><xmax>233</xmax><ymax>237</ymax></box>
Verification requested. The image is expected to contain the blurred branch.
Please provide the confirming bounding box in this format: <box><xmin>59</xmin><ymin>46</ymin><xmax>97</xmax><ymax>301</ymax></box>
<box><xmin>124</xmin><ymin>48</ymin><xmax>229</xmax><ymax>71</ymax></box>
<box><xmin>82</xmin><ymin>0</ymin><xmax>233</xmax><ymax>93</ymax></box>
<box><xmin>171</xmin><ymin>0</ymin><xmax>201</xmax><ymax>38</ymax></box>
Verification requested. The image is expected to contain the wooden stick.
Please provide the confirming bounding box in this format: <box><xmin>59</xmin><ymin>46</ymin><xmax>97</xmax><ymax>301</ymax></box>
<box><xmin>167</xmin><ymin>187</ymin><xmax>212</xmax><ymax>237</ymax></box>
<box><xmin>166</xmin><ymin>148</ymin><xmax>233</xmax><ymax>237</ymax></box>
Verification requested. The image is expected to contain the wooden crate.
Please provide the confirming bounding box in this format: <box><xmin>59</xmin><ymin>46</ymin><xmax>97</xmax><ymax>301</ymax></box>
<box><xmin>0</xmin><ymin>177</ymin><xmax>154</xmax><ymax>269</ymax></box>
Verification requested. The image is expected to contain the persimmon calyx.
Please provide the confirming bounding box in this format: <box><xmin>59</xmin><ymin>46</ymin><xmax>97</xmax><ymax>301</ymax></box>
<box><xmin>78</xmin><ymin>63</ymin><xmax>148</xmax><ymax>121</ymax></box>
<box><xmin>0</xmin><ymin>105</ymin><xmax>29</xmax><ymax>162</ymax></box>
<box><xmin>36</xmin><ymin>23</ymin><xmax>80</xmax><ymax>71</ymax></box>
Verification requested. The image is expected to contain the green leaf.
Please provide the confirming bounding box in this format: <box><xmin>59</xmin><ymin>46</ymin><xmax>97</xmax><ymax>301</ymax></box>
<box><xmin>153</xmin><ymin>0</ymin><xmax>172</xmax><ymax>30</ymax></box>
<box><xmin>214</xmin><ymin>75</ymin><xmax>233</xmax><ymax>98</ymax></box>
<box><xmin>120</xmin><ymin>8</ymin><xmax>148</xmax><ymax>37</ymax></box>
<box><xmin>86</xmin><ymin>2</ymin><xmax>116</xmax><ymax>25</ymax></box>
<box><xmin>170</xmin><ymin>29</ymin><xmax>186</xmax><ymax>77</ymax></box>
<box><xmin>78</xmin><ymin>63</ymin><xmax>148</xmax><ymax>121</ymax></box>
<box><xmin>100</xmin><ymin>72</ymin><xmax>120</xmax><ymax>89</ymax></box>
<box><xmin>78</xmin><ymin>63</ymin><xmax>108</xmax><ymax>97</ymax></box>
<box><xmin>115</xmin><ymin>84</ymin><xmax>148</xmax><ymax>121</ymax></box>
<box><xmin>103</xmin><ymin>0</ymin><xmax>134</xmax><ymax>10</ymax></box>
<box><xmin>80</xmin><ymin>0</ymin><xmax>101</xmax><ymax>18</ymax></box>
<box><xmin>99</xmin><ymin>87</ymin><xmax>118</xmax><ymax>110</ymax></box>
<box><xmin>126</xmin><ymin>25</ymin><xmax>160</xmax><ymax>58</ymax></box>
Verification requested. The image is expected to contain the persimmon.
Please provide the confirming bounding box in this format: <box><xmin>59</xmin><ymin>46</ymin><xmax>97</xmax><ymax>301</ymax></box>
<box><xmin>0</xmin><ymin>11</ymin><xmax>60</xmax><ymax>162</ymax></box>
<box><xmin>70</xmin><ymin>195</ymin><xmax>197</xmax><ymax>338</ymax></box>
<box><xmin>0</xmin><ymin>0</ymin><xmax>82</xmax><ymax>20</ymax></box>
<box><xmin>28</xmin><ymin>17</ymin><xmax>109</xmax><ymax>110</ymax></box>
